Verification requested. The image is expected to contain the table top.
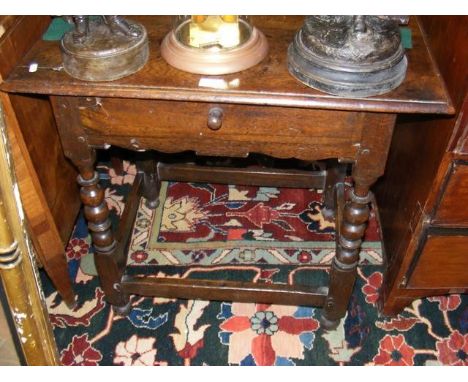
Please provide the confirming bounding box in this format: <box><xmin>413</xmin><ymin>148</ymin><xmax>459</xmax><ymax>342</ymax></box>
<box><xmin>0</xmin><ymin>16</ymin><xmax>453</xmax><ymax>115</ymax></box>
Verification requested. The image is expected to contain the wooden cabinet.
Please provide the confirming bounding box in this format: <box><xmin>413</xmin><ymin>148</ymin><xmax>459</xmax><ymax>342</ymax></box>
<box><xmin>376</xmin><ymin>16</ymin><xmax>468</xmax><ymax>315</ymax></box>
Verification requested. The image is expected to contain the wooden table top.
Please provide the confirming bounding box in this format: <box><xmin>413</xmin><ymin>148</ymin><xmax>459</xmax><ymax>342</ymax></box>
<box><xmin>0</xmin><ymin>16</ymin><xmax>453</xmax><ymax>115</ymax></box>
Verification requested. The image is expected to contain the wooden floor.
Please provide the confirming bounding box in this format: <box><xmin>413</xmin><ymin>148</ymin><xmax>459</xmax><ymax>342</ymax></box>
<box><xmin>0</xmin><ymin>300</ymin><xmax>20</xmax><ymax>366</ymax></box>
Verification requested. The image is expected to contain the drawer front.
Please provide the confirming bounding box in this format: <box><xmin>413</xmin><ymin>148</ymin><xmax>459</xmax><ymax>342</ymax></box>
<box><xmin>80</xmin><ymin>98</ymin><xmax>366</xmax><ymax>161</ymax></box>
<box><xmin>408</xmin><ymin>229</ymin><xmax>468</xmax><ymax>289</ymax></box>
<box><xmin>433</xmin><ymin>162</ymin><xmax>468</xmax><ymax>226</ymax></box>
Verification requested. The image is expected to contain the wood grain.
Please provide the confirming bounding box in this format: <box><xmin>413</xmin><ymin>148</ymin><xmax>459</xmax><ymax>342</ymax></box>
<box><xmin>1</xmin><ymin>93</ymin><xmax>75</xmax><ymax>306</ymax></box>
<box><xmin>433</xmin><ymin>163</ymin><xmax>468</xmax><ymax>225</ymax></box>
<box><xmin>157</xmin><ymin>162</ymin><xmax>327</xmax><ymax>189</ymax></box>
<box><xmin>0</xmin><ymin>16</ymin><xmax>79</xmax><ymax>305</ymax></box>
<box><xmin>9</xmin><ymin>94</ymin><xmax>80</xmax><ymax>243</ymax></box>
<box><xmin>408</xmin><ymin>234</ymin><xmax>468</xmax><ymax>289</ymax></box>
<box><xmin>122</xmin><ymin>276</ymin><xmax>327</xmax><ymax>307</ymax></box>
<box><xmin>0</xmin><ymin>16</ymin><xmax>452</xmax><ymax>114</ymax></box>
<box><xmin>453</xmin><ymin>95</ymin><xmax>468</xmax><ymax>154</ymax></box>
<box><xmin>0</xmin><ymin>16</ymin><xmax>50</xmax><ymax>80</ymax></box>
<box><xmin>80</xmin><ymin>97</ymin><xmax>364</xmax><ymax>161</ymax></box>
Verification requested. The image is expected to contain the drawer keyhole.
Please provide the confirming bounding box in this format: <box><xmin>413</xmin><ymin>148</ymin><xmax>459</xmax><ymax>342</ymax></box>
<box><xmin>207</xmin><ymin>107</ymin><xmax>224</xmax><ymax>130</ymax></box>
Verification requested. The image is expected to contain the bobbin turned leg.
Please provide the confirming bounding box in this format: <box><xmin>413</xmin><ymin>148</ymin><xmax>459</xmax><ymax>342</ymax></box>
<box><xmin>77</xmin><ymin>166</ymin><xmax>129</xmax><ymax>313</ymax></box>
<box><xmin>320</xmin><ymin>186</ymin><xmax>371</xmax><ymax>330</ymax></box>
<box><xmin>50</xmin><ymin>96</ymin><xmax>130</xmax><ymax>314</ymax></box>
<box><xmin>320</xmin><ymin>114</ymin><xmax>396</xmax><ymax>330</ymax></box>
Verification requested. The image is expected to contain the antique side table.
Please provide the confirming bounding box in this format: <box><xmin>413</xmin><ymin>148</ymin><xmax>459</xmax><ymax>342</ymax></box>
<box><xmin>0</xmin><ymin>16</ymin><xmax>452</xmax><ymax>329</ymax></box>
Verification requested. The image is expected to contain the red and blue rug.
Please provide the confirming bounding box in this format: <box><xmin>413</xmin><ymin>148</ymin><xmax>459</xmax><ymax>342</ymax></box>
<box><xmin>40</xmin><ymin>161</ymin><xmax>467</xmax><ymax>366</ymax></box>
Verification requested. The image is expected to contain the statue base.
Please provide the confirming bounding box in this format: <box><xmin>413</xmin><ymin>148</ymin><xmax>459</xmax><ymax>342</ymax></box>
<box><xmin>287</xmin><ymin>16</ymin><xmax>408</xmax><ymax>98</ymax></box>
<box><xmin>61</xmin><ymin>19</ymin><xmax>148</xmax><ymax>81</ymax></box>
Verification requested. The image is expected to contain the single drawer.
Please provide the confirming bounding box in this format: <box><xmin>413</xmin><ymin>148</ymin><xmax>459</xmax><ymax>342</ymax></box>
<box><xmin>408</xmin><ymin>228</ymin><xmax>468</xmax><ymax>289</ymax></box>
<box><xmin>80</xmin><ymin>98</ymin><xmax>367</xmax><ymax>161</ymax></box>
<box><xmin>433</xmin><ymin>162</ymin><xmax>468</xmax><ymax>226</ymax></box>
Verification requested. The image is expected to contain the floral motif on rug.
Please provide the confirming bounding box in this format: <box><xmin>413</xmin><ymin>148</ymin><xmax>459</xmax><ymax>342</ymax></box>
<box><xmin>40</xmin><ymin>161</ymin><xmax>467</xmax><ymax>365</ymax></box>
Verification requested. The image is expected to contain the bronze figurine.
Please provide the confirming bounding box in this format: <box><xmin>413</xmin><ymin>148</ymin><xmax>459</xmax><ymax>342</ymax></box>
<box><xmin>64</xmin><ymin>16</ymin><xmax>142</xmax><ymax>44</ymax></box>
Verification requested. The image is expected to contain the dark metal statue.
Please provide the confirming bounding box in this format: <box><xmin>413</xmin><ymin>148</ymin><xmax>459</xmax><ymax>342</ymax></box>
<box><xmin>288</xmin><ymin>16</ymin><xmax>409</xmax><ymax>97</ymax></box>
<box><xmin>64</xmin><ymin>16</ymin><xmax>142</xmax><ymax>44</ymax></box>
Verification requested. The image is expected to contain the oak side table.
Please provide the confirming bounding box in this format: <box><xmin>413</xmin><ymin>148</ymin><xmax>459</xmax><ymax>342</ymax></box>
<box><xmin>1</xmin><ymin>16</ymin><xmax>452</xmax><ymax>329</ymax></box>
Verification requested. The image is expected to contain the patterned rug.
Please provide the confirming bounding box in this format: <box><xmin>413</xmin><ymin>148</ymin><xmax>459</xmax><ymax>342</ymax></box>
<box><xmin>39</xmin><ymin>161</ymin><xmax>467</xmax><ymax>366</ymax></box>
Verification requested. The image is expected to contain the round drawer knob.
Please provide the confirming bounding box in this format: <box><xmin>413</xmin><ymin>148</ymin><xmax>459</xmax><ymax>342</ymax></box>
<box><xmin>207</xmin><ymin>107</ymin><xmax>224</xmax><ymax>130</ymax></box>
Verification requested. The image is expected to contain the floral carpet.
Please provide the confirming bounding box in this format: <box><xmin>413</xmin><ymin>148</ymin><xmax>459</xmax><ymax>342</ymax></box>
<box><xmin>40</xmin><ymin>161</ymin><xmax>468</xmax><ymax>366</ymax></box>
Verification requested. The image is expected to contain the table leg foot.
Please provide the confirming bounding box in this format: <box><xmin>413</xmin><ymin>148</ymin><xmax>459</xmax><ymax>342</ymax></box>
<box><xmin>145</xmin><ymin>195</ymin><xmax>160</xmax><ymax>210</ymax></box>
<box><xmin>112</xmin><ymin>299</ymin><xmax>132</xmax><ymax>316</ymax></box>
<box><xmin>321</xmin><ymin>206</ymin><xmax>335</xmax><ymax>221</ymax></box>
<box><xmin>65</xmin><ymin>294</ymin><xmax>78</xmax><ymax>310</ymax></box>
<box><xmin>319</xmin><ymin>314</ymin><xmax>340</xmax><ymax>331</ymax></box>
